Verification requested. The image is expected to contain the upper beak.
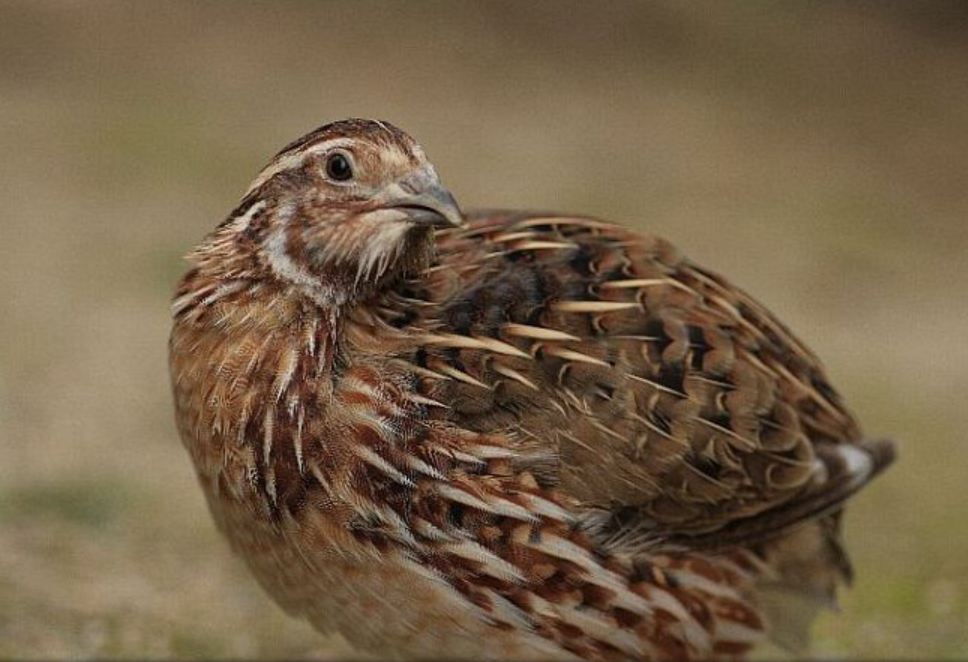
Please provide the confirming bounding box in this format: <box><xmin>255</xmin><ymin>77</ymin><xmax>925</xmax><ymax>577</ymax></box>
<box><xmin>381</xmin><ymin>169</ymin><xmax>465</xmax><ymax>229</ymax></box>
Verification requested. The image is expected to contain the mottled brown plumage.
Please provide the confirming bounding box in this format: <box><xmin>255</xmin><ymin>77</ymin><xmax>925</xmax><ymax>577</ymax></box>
<box><xmin>169</xmin><ymin>119</ymin><xmax>894</xmax><ymax>660</ymax></box>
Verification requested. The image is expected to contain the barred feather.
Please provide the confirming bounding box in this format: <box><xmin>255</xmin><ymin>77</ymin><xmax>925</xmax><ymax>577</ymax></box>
<box><xmin>169</xmin><ymin>119</ymin><xmax>894</xmax><ymax>661</ymax></box>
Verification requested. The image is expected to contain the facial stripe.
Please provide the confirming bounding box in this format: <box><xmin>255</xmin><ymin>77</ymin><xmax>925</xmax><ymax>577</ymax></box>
<box><xmin>263</xmin><ymin>203</ymin><xmax>345</xmax><ymax>307</ymax></box>
<box><xmin>227</xmin><ymin>199</ymin><xmax>267</xmax><ymax>233</ymax></box>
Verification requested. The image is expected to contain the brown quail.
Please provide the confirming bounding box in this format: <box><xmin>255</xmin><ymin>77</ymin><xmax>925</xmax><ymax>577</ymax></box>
<box><xmin>169</xmin><ymin>119</ymin><xmax>895</xmax><ymax>660</ymax></box>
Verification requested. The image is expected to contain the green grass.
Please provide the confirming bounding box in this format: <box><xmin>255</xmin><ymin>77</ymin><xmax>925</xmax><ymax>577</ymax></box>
<box><xmin>0</xmin><ymin>481</ymin><xmax>129</xmax><ymax>528</ymax></box>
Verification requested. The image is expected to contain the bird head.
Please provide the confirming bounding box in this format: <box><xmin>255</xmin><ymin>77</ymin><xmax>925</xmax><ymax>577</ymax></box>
<box><xmin>197</xmin><ymin>119</ymin><xmax>463</xmax><ymax>307</ymax></box>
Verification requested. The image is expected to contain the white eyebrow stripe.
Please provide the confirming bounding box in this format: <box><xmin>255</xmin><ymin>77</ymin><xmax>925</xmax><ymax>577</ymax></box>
<box><xmin>244</xmin><ymin>137</ymin><xmax>355</xmax><ymax>197</ymax></box>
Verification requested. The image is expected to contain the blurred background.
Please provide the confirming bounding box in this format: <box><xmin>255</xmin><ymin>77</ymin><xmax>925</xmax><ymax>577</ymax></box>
<box><xmin>1</xmin><ymin>1</ymin><xmax>966</xmax><ymax>658</ymax></box>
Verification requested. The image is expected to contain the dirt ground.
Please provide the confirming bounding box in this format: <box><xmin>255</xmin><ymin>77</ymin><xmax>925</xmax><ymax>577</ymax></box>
<box><xmin>1</xmin><ymin>2</ymin><xmax>966</xmax><ymax>658</ymax></box>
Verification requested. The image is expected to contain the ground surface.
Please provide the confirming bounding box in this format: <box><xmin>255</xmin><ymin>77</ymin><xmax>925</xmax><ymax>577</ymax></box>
<box><xmin>1</xmin><ymin>2</ymin><xmax>966</xmax><ymax>658</ymax></box>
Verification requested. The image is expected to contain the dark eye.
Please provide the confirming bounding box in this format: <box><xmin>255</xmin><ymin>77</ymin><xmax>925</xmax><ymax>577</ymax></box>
<box><xmin>325</xmin><ymin>152</ymin><xmax>353</xmax><ymax>182</ymax></box>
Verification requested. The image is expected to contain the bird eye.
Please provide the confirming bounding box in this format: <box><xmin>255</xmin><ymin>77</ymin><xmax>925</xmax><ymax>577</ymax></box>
<box><xmin>325</xmin><ymin>152</ymin><xmax>354</xmax><ymax>182</ymax></box>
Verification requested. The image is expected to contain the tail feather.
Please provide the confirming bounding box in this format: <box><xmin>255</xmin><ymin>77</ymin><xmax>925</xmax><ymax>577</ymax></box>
<box><xmin>668</xmin><ymin>438</ymin><xmax>897</xmax><ymax>552</ymax></box>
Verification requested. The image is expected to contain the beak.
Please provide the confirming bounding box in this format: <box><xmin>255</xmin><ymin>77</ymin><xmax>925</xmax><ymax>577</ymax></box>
<box><xmin>380</xmin><ymin>168</ymin><xmax>465</xmax><ymax>229</ymax></box>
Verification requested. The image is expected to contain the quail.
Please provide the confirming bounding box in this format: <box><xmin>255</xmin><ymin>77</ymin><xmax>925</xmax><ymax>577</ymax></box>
<box><xmin>169</xmin><ymin>119</ymin><xmax>895</xmax><ymax>660</ymax></box>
